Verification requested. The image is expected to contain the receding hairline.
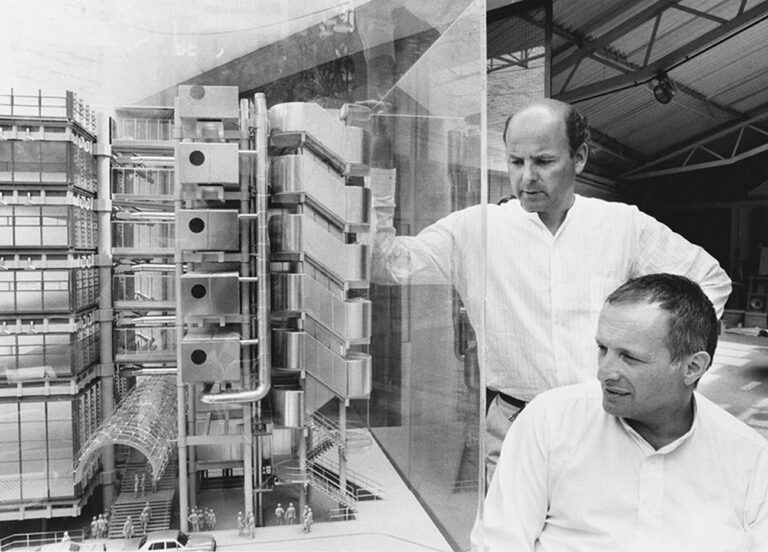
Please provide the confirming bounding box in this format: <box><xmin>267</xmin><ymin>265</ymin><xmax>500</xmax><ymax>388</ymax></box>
<box><xmin>504</xmin><ymin>99</ymin><xmax>571</xmax><ymax>142</ymax></box>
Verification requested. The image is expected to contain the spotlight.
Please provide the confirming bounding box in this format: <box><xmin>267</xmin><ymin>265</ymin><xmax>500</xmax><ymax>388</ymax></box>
<box><xmin>652</xmin><ymin>72</ymin><xmax>676</xmax><ymax>104</ymax></box>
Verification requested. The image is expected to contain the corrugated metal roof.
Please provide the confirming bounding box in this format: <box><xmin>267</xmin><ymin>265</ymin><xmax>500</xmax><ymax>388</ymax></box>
<box><xmin>547</xmin><ymin>0</ymin><xmax>768</xmax><ymax>183</ymax></box>
<box><xmin>671</xmin><ymin>19</ymin><xmax>768</xmax><ymax>112</ymax></box>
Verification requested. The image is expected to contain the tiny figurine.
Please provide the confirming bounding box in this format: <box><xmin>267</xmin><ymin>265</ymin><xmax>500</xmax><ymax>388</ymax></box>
<box><xmin>303</xmin><ymin>507</ymin><xmax>313</xmax><ymax>533</ymax></box>
<box><xmin>122</xmin><ymin>516</ymin><xmax>135</xmax><ymax>539</ymax></box>
<box><xmin>285</xmin><ymin>502</ymin><xmax>296</xmax><ymax>524</ymax></box>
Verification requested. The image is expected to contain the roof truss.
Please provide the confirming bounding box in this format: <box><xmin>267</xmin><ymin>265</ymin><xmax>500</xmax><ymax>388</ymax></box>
<box><xmin>622</xmin><ymin>104</ymin><xmax>768</xmax><ymax>180</ymax></box>
<box><xmin>554</xmin><ymin>0</ymin><xmax>768</xmax><ymax>103</ymax></box>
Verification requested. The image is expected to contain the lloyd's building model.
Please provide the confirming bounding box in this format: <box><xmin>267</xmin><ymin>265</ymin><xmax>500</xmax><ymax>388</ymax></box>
<box><xmin>0</xmin><ymin>85</ymin><xmax>380</xmax><ymax>530</ymax></box>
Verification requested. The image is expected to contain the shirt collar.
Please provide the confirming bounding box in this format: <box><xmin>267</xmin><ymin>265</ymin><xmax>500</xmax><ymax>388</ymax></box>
<box><xmin>617</xmin><ymin>395</ymin><xmax>700</xmax><ymax>456</ymax></box>
<box><xmin>513</xmin><ymin>194</ymin><xmax>581</xmax><ymax>236</ymax></box>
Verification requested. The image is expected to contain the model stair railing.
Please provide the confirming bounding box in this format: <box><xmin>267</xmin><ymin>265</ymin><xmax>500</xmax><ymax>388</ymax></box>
<box><xmin>306</xmin><ymin>411</ymin><xmax>372</xmax><ymax>453</ymax></box>
<box><xmin>306</xmin><ymin>435</ymin><xmax>334</xmax><ymax>461</ymax></box>
<box><xmin>306</xmin><ymin>463</ymin><xmax>358</xmax><ymax>510</ymax></box>
<box><xmin>276</xmin><ymin>462</ymin><xmax>358</xmax><ymax>510</ymax></box>
<box><xmin>312</xmin><ymin>453</ymin><xmax>384</xmax><ymax>501</ymax></box>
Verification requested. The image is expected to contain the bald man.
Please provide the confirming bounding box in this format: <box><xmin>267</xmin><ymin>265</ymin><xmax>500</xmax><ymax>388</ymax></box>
<box><xmin>369</xmin><ymin>98</ymin><xmax>731</xmax><ymax>482</ymax></box>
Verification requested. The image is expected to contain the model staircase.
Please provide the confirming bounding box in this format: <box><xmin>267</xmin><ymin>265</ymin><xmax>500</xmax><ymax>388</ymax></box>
<box><xmin>272</xmin><ymin>411</ymin><xmax>381</xmax><ymax>513</ymax></box>
<box><xmin>306</xmin><ymin>411</ymin><xmax>372</xmax><ymax>454</ymax></box>
<box><xmin>312</xmin><ymin>453</ymin><xmax>384</xmax><ymax>501</ymax></box>
<box><xmin>107</xmin><ymin>452</ymin><xmax>178</xmax><ymax>539</ymax></box>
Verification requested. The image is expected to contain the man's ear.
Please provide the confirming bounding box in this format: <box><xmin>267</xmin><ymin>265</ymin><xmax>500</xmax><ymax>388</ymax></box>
<box><xmin>574</xmin><ymin>142</ymin><xmax>589</xmax><ymax>175</ymax></box>
<box><xmin>682</xmin><ymin>351</ymin><xmax>711</xmax><ymax>386</ymax></box>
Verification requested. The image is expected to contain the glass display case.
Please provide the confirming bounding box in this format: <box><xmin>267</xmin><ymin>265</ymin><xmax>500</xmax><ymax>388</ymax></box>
<box><xmin>0</xmin><ymin>2</ymin><xmax>541</xmax><ymax>551</ymax></box>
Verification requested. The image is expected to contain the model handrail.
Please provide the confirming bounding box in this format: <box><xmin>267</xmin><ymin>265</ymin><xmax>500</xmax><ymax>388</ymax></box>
<box><xmin>313</xmin><ymin>454</ymin><xmax>384</xmax><ymax>499</ymax></box>
<box><xmin>306</xmin><ymin>463</ymin><xmax>358</xmax><ymax>508</ymax></box>
<box><xmin>307</xmin><ymin>411</ymin><xmax>372</xmax><ymax>453</ymax></box>
<box><xmin>0</xmin><ymin>529</ymin><xmax>85</xmax><ymax>551</ymax></box>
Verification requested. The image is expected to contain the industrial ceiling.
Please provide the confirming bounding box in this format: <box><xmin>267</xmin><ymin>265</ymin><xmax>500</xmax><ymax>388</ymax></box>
<box><xmin>540</xmin><ymin>0</ymin><xmax>768</xmax><ymax>196</ymax></box>
<box><xmin>2</xmin><ymin>0</ymin><xmax>767</xmax><ymax>196</ymax></box>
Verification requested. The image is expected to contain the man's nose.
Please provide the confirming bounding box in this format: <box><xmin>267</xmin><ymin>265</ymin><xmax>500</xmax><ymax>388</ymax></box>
<box><xmin>597</xmin><ymin>351</ymin><xmax>619</xmax><ymax>382</ymax></box>
<box><xmin>522</xmin><ymin>160</ymin><xmax>537</xmax><ymax>182</ymax></box>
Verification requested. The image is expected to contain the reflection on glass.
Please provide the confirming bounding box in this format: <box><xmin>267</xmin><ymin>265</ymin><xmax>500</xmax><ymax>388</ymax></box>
<box><xmin>4</xmin><ymin>1</ymin><xmax>492</xmax><ymax>547</ymax></box>
<box><xmin>355</xmin><ymin>2</ymin><xmax>488</xmax><ymax>550</ymax></box>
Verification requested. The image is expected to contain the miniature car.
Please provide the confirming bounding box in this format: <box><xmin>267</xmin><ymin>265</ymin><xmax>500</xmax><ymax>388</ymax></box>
<box><xmin>136</xmin><ymin>530</ymin><xmax>216</xmax><ymax>551</ymax></box>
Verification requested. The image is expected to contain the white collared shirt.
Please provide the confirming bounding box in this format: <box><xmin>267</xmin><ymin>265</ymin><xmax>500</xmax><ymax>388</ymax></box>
<box><xmin>371</xmin><ymin>195</ymin><xmax>732</xmax><ymax>400</ymax></box>
<box><xmin>472</xmin><ymin>382</ymin><xmax>768</xmax><ymax>551</ymax></box>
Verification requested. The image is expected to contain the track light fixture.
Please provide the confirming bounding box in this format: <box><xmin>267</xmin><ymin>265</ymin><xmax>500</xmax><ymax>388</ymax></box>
<box><xmin>652</xmin><ymin>72</ymin><xmax>676</xmax><ymax>104</ymax></box>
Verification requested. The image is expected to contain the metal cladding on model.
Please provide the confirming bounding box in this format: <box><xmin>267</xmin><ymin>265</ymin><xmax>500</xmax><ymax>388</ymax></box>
<box><xmin>271</xmin><ymin>154</ymin><xmax>370</xmax><ymax>228</ymax></box>
<box><xmin>176</xmin><ymin>84</ymin><xmax>240</xmax><ymax>140</ymax></box>
<box><xmin>271</xmin><ymin>273</ymin><xmax>371</xmax><ymax>342</ymax></box>
<box><xmin>177</xmin><ymin>209</ymin><xmax>240</xmax><ymax>251</ymax></box>
<box><xmin>271</xmin><ymin>329</ymin><xmax>304</xmax><ymax>371</ymax></box>
<box><xmin>268</xmin><ymin>102</ymin><xmax>367</xmax><ymax>165</ymax></box>
<box><xmin>179</xmin><ymin>272</ymin><xmax>241</xmax><ymax>317</ymax></box>
<box><xmin>267</xmin><ymin>100</ymin><xmax>373</xmax><ymax>407</ymax></box>
<box><xmin>180</xmin><ymin>327</ymin><xmax>241</xmax><ymax>383</ymax></box>
<box><xmin>268</xmin><ymin>214</ymin><xmax>369</xmax><ymax>283</ymax></box>
<box><xmin>272</xmin><ymin>387</ymin><xmax>305</xmax><ymax>428</ymax></box>
<box><xmin>303</xmin><ymin>339</ymin><xmax>371</xmax><ymax>399</ymax></box>
<box><xmin>177</xmin><ymin>85</ymin><xmax>240</xmax><ymax>120</ymax></box>
<box><xmin>272</xmin><ymin>328</ymin><xmax>372</xmax><ymax>399</ymax></box>
<box><xmin>175</xmin><ymin>143</ymin><xmax>240</xmax><ymax>187</ymax></box>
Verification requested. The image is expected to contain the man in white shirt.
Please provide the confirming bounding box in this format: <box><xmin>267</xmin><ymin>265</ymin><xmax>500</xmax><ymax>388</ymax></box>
<box><xmin>370</xmin><ymin>99</ymin><xmax>732</xmax><ymax>479</ymax></box>
<box><xmin>472</xmin><ymin>274</ymin><xmax>768</xmax><ymax>551</ymax></box>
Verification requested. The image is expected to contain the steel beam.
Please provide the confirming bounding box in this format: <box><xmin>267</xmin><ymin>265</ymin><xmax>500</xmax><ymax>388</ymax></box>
<box><xmin>552</xmin><ymin>0</ymin><xmax>680</xmax><ymax>76</ymax></box>
<box><xmin>556</xmin><ymin>1</ymin><xmax>768</xmax><ymax>103</ymax></box>
<box><xmin>622</xmin><ymin>106</ymin><xmax>768</xmax><ymax>179</ymax></box>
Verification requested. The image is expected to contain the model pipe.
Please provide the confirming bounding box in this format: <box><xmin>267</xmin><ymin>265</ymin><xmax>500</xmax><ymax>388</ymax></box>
<box><xmin>201</xmin><ymin>92</ymin><xmax>271</xmax><ymax>405</ymax></box>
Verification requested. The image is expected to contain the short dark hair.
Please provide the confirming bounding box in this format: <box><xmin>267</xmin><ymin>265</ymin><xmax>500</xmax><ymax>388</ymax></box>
<box><xmin>605</xmin><ymin>274</ymin><xmax>718</xmax><ymax>367</ymax></box>
<box><xmin>502</xmin><ymin>99</ymin><xmax>590</xmax><ymax>156</ymax></box>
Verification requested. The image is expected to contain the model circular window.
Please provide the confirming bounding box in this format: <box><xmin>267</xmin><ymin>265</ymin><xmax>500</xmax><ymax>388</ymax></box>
<box><xmin>191</xmin><ymin>350</ymin><xmax>207</xmax><ymax>365</ymax></box>
<box><xmin>189</xmin><ymin>85</ymin><xmax>206</xmax><ymax>100</ymax></box>
<box><xmin>191</xmin><ymin>284</ymin><xmax>207</xmax><ymax>299</ymax></box>
<box><xmin>189</xmin><ymin>150</ymin><xmax>206</xmax><ymax>166</ymax></box>
<box><xmin>189</xmin><ymin>217</ymin><xmax>205</xmax><ymax>233</ymax></box>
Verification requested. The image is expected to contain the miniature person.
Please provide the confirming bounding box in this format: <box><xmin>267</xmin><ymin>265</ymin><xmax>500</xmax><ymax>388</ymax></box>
<box><xmin>150</xmin><ymin>471</ymin><xmax>157</xmax><ymax>494</ymax></box>
<box><xmin>274</xmin><ymin>502</ymin><xmax>285</xmax><ymax>525</ymax></box>
<box><xmin>187</xmin><ymin>508</ymin><xmax>200</xmax><ymax>532</ymax></box>
<box><xmin>142</xmin><ymin>501</ymin><xmax>151</xmax><ymax>519</ymax></box>
<box><xmin>473</xmin><ymin>274</ymin><xmax>768</xmax><ymax>550</ymax></box>
<box><xmin>246</xmin><ymin>511</ymin><xmax>256</xmax><ymax>539</ymax></box>
<box><xmin>122</xmin><ymin>516</ymin><xmax>135</xmax><ymax>540</ymax></box>
<box><xmin>90</xmin><ymin>516</ymin><xmax>98</xmax><ymax>539</ymax></box>
<box><xmin>139</xmin><ymin>472</ymin><xmax>146</xmax><ymax>497</ymax></box>
<box><xmin>96</xmin><ymin>513</ymin><xmax>107</xmax><ymax>539</ymax></box>
<box><xmin>285</xmin><ymin>502</ymin><xmax>296</xmax><ymax>524</ymax></box>
<box><xmin>208</xmin><ymin>507</ymin><xmax>216</xmax><ymax>529</ymax></box>
<box><xmin>302</xmin><ymin>507</ymin><xmax>313</xmax><ymax>533</ymax></box>
<box><xmin>133</xmin><ymin>472</ymin><xmax>139</xmax><ymax>498</ymax></box>
<box><xmin>139</xmin><ymin>509</ymin><xmax>149</xmax><ymax>534</ymax></box>
<box><xmin>61</xmin><ymin>532</ymin><xmax>71</xmax><ymax>544</ymax></box>
<box><xmin>369</xmin><ymin>98</ymin><xmax>732</xmax><ymax>482</ymax></box>
<box><xmin>237</xmin><ymin>511</ymin><xmax>245</xmax><ymax>536</ymax></box>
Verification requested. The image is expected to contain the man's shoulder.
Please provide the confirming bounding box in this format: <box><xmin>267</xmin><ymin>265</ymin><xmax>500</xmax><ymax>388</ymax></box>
<box><xmin>574</xmin><ymin>194</ymin><xmax>639</xmax><ymax>214</ymax></box>
<box><xmin>528</xmin><ymin>381</ymin><xmax>603</xmax><ymax>413</ymax></box>
<box><xmin>696</xmin><ymin>392</ymin><xmax>768</xmax><ymax>451</ymax></box>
